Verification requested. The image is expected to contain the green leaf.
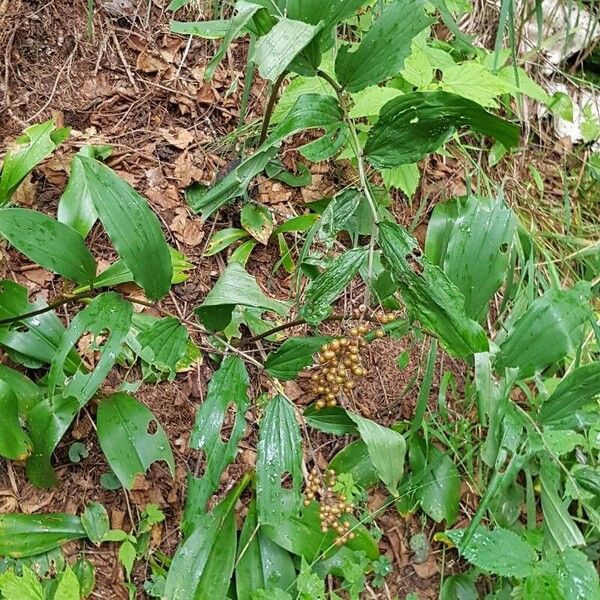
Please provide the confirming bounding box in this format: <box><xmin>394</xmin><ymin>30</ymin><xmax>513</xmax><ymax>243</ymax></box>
<box><xmin>54</xmin><ymin>566</ymin><xmax>80</xmax><ymax>600</ymax></box>
<box><xmin>378</xmin><ymin>221</ymin><xmax>489</xmax><ymax>357</ymax></box>
<box><xmin>0</xmin><ymin>119</ymin><xmax>69</xmax><ymax>205</ymax></box>
<box><xmin>425</xmin><ymin>195</ymin><xmax>516</xmax><ymax>321</ymax></box>
<box><xmin>274</xmin><ymin>213</ymin><xmax>320</xmax><ymax>234</ymax></box>
<box><xmin>118</xmin><ymin>540</ymin><xmax>136</xmax><ymax>579</ymax></box>
<box><xmin>440</xmin><ymin>62</ymin><xmax>512</xmax><ymax>107</ymax></box>
<box><xmin>68</xmin><ymin>441</ymin><xmax>89</xmax><ymax>463</ymax></box>
<box><xmin>72</xmin><ymin>558</ymin><xmax>96</xmax><ymax>598</ymax></box>
<box><xmin>381</xmin><ymin>164</ymin><xmax>420</xmax><ymax>198</ymax></box>
<box><xmin>265</xmin><ymin>160</ymin><xmax>312</xmax><ymax>187</ymax></box>
<box><xmin>402</xmin><ymin>44</ymin><xmax>435</xmax><ymax>88</ymax></box>
<box><xmin>241</xmin><ymin>203</ymin><xmax>274</xmax><ymax>245</ymax></box>
<box><xmin>439</xmin><ymin>574</ymin><xmax>477</xmax><ymax>600</ymax></box>
<box><xmin>418</xmin><ymin>449</ymin><xmax>460</xmax><ymax>525</ymax></box>
<box><xmin>186</xmin><ymin>146</ymin><xmax>279</xmax><ymax>220</ymax></box>
<box><xmin>48</xmin><ymin>292</ymin><xmax>132</xmax><ymax>404</ymax></box>
<box><xmin>0</xmin><ymin>380</ymin><xmax>32</xmax><ymax>460</ymax></box>
<box><xmin>0</xmin><ymin>513</ymin><xmax>86</xmax><ymax>558</ymax></box>
<box><xmin>204</xmin><ymin>228</ymin><xmax>249</xmax><ymax>256</ymax></box>
<box><xmin>81</xmin><ymin>502</ymin><xmax>110</xmax><ymax>545</ymax></box>
<box><xmin>0</xmin><ymin>566</ymin><xmax>44</xmax><ymax>600</ymax></box>
<box><xmin>254</xmin><ymin>18</ymin><xmax>321</xmax><ymax>81</ymax></box>
<box><xmin>538</xmin><ymin>362</ymin><xmax>600</xmax><ymax>426</ymax></box>
<box><xmin>205</xmin><ymin>0</ymin><xmax>265</xmax><ymax>80</ymax></box>
<box><xmin>364</xmin><ymin>91</ymin><xmax>519</xmax><ymax>168</ymax></box>
<box><xmin>97</xmin><ymin>393</ymin><xmax>175</xmax><ymax>489</ymax></box>
<box><xmin>495</xmin><ymin>283</ymin><xmax>591</xmax><ymax>377</ymax></box>
<box><xmin>328</xmin><ymin>440</ymin><xmax>379</xmax><ymax>489</ymax></box>
<box><xmin>170</xmin><ymin>19</ymin><xmax>230</xmax><ymax>39</ymax></box>
<box><xmin>136</xmin><ymin>316</ymin><xmax>188</xmax><ymax>379</ymax></box>
<box><xmin>76</xmin><ymin>156</ymin><xmax>172</xmax><ymax>300</ymax></box>
<box><xmin>346</xmin><ymin>411</ymin><xmax>405</xmax><ymax>496</ymax></box>
<box><xmin>0</xmin><ymin>281</ymin><xmax>79</xmax><ymax>371</ymax></box>
<box><xmin>236</xmin><ymin>500</ymin><xmax>296</xmax><ymax>599</ymax></box>
<box><xmin>264</xmin><ymin>336</ymin><xmax>330</xmax><ymax>380</ymax></box>
<box><xmin>0</xmin><ymin>208</ymin><xmax>96</xmax><ymax>285</ymax></box>
<box><xmin>256</xmin><ymin>395</ymin><xmax>302</xmax><ymax>526</ymax></box>
<box><xmin>551</xmin><ymin>548</ymin><xmax>600</xmax><ymax>600</ymax></box>
<box><xmin>262</xmin><ymin>500</ymin><xmax>378</xmax><ymax>563</ymax></box>
<box><xmin>540</xmin><ymin>459</ymin><xmax>584</xmax><ymax>550</ymax></box>
<box><xmin>185</xmin><ymin>356</ymin><xmax>249</xmax><ymax>524</ymax></box>
<box><xmin>304</xmin><ymin>404</ymin><xmax>358</xmax><ymax>435</ymax></box>
<box><xmin>335</xmin><ymin>0</ymin><xmax>434</xmax><ymax>92</ymax></box>
<box><xmin>195</xmin><ymin>262</ymin><xmax>289</xmax><ymax>331</ymax></box>
<box><xmin>0</xmin><ymin>364</ymin><xmax>41</xmax><ymax>413</ymax></box>
<box><xmin>57</xmin><ymin>145</ymin><xmax>112</xmax><ymax>237</ymax></box>
<box><xmin>349</xmin><ymin>86</ymin><xmax>404</xmax><ymax>118</ymax></box>
<box><xmin>230</xmin><ymin>239</ymin><xmax>258</xmax><ymax>265</ymax></box>
<box><xmin>164</xmin><ymin>477</ymin><xmax>248</xmax><ymax>600</ymax></box>
<box><xmin>446</xmin><ymin>526</ymin><xmax>538</xmax><ymax>577</ymax></box>
<box><xmin>300</xmin><ymin>247</ymin><xmax>367</xmax><ymax>324</ymax></box>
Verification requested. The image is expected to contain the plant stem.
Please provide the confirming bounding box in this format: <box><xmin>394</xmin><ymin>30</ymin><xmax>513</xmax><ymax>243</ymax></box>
<box><xmin>257</xmin><ymin>71</ymin><xmax>287</xmax><ymax>146</ymax></box>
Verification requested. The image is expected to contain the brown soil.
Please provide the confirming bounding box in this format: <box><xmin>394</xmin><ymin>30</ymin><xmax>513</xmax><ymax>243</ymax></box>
<box><xmin>0</xmin><ymin>1</ymin><xmax>541</xmax><ymax>598</ymax></box>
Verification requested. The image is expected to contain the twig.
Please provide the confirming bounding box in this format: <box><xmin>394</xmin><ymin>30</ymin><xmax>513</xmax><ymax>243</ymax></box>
<box><xmin>257</xmin><ymin>71</ymin><xmax>287</xmax><ymax>145</ymax></box>
<box><xmin>110</xmin><ymin>29</ymin><xmax>139</xmax><ymax>92</ymax></box>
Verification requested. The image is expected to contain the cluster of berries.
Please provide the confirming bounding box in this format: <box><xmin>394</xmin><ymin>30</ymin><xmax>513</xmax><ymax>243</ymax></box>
<box><xmin>304</xmin><ymin>468</ymin><xmax>355</xmax><ymax>546</ymax></box>
<box><xmin>309</xmin><ymin>311</ymin><xmax>397</xmax><ymax>411</ymax></box>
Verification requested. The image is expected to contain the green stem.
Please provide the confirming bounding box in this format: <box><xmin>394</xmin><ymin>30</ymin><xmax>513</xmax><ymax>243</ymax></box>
<box><xmin>257</xmin><ymin>71</ymin><xmax>287</xmax><ymax>146</ymax></box>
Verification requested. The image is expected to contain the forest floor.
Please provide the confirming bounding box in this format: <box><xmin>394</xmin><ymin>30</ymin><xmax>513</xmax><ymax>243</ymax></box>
<box><xmin>0</xmin><ymin>0</ymin><xmax>594</xmax><ymax>598</ymax></box>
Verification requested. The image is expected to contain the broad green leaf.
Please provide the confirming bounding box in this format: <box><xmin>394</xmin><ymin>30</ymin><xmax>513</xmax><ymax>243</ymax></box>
<box><xmin>256</xmin><ymin>395</ymin><xmax>302</xmax><ymax>525</ymax></box>
<box><xmin>0</xmin><ymin>280</ymin><xmax>80</xmax><ymax>372</ymax></box>
<box><xmin>272</xmin><ymin>75</ymin><xmax>335</xmax><ymax>124</ymax></box>
<box><xmin>204</xmin><ymin>228</ymin><xmax>249</xmax><ymax>256</ymax></box>
<box><xmin>364</xmin><ymin>91</ymin><xmax>519</xmax><ymax>168</ymax></box>
<box><xmin>304</xmin><ymin>405</ymin><xmax>357</xmax><ymax>435</ymax></box>
<box><xmin>543</xmin><ymin>430</ymin><xmax>586</xmax><ymax>455</ymax></box>
<box><xmin>264</xmin><ymin>336</ymin><xmax>330</xmax><ymax>380</ymax></box>
<box><xmin>347</xmin><ymin>411</ymin><xmax>405</xmax><ymax>496</ymax></box>
<box><xmin>335</xmin><ymin>0</ymin><xmax>434</xmax><ymax>92</ymax></box>
<box><xmin>76</xmin><ymin>156</ymin><xmax>172</xmax><ymax>300</ymax></box>
<box><xmin>170</xmin><ymin>19</ymin><xmax>230</xmax><ymax>39</ymax></box>
<box><xmin>164</xmin><ymin>478</ymin><xmax>248</xmax><ymax>600</ymax></box>
<box><xmin>300</xmin><ymin>247</ymin><xmax>367</xmax><ymax>324</ymax></box>
<box><xmin>274</xmin><ymin>214</ymin><xmax>320</xmax><ymax>234</ymax></box>
<box><xmin>0</xmin><ymin>208</ymin><xmax>96</xmax><ymax>285</ymax></box>
<box><xmin>378</xmin><ymin>221</ymin><xmax>489</xmax><ymax>357</ymax></box>
<box><xmin>136</xmin><ymin>316</ymin><xmax>188</xmax><ymax>379</ymax></box>
<box><xmin>0</xmin><ymin>364</ymin><xmax>41</xmax><ymax>413</ymax></box>
<box><xmin>539</xmin><ymin>362</ymin><xmax>600</xmax><ymax>426</ymax></box>
<box><xmin>440</xmin><ymin>574</ymin><xmax>477</xmax><ymax>600</ymax></box>
<box><xmin>298</xmin><ymin>124</ymin><xmax>349</xmax><ymax>162</ymax></box>
<box><xmin>265</xmin><ymin>159</ymin><xmax>312</xmax><ymax>187</ymax></box>
<box><xmin>186</xmin><ymin>147</ymin><xmax>278</xmax><ymax>220</ymax></box>
<box><xmin>440</xmin><ymin>62</ymin><xmax>512</xmax><ymax>107</ymax></box>
<box><xmin>270</xmin><ymin>0</ymin><xmax>368</xmax><ymax>28</ymax></box>
<box><xmin>205</xmin><ymin>1</ymin><xmax>265</xmax><ymax>80</ymax></box>
<box><xmin>0</xmin><ymin>120</ymin><xmax>69</xmax><ymax>205</ymax></box>
<box><xmin>26</xmin><ymin>396</ymin><xmax>80</xmax><ymax>487</ymax></box>
<box><xmin>425</xmin><ymin>195</ymin><xmax>516</xmax><ymax>321</ymax></box>
<box><xmin>53</xmin><ymin>566</ymin><xmax>80</xmax><ymax>600</ymax></box>
<box><xmin>57</xmin><ymin>145</ymin><xmax>112</xmax><ymax>237</ymax></box>
<box><xmin>328</xmin><ymin>440</ymin><xmax>379</xmax><ymax>488</ymax></box>
<box><xmin>48</xmin><ymin>292</ymin><xmax>132</xmax><ymax>403</ymax></box>
<box><xmin>236</xmin><ymin>500</ymin><xmax>296</xmax><ymax>599</ymax></box>
<box><xmin>495</xmin><ymin>283</ymin><xmax>591</xmax><ymax>377</ymax></box>
<box><xmin>498</xmin><ymin>66</ymin><xmax>552</xmax><ymax>104</ymax></box>
<box><xmin>0</xmin><ymin>381</ymin><xmax>31</xmax><ymax>460</ymax></box>
<box><xmin>418</xmin><ymin>448</ymin><xmax>460</xmax><ymax>525</ymax></box>
<box><xmin>446</xmin><ymin>526</ymin><xmax>537</xmax><ymax>577</ymax></box>
<box><xmin>0</xmin><ymin>566</ymin><xmax>44</xmax><ymax>600</ymax></box>
<box><xmin>97</xmin><ymin>393</ymin><xmax>175</xmax><ymax>489</ymax></box>
<box><xmin>81</xmin><ymin>502</ymin><xmax>110</xmax><ymax>545</ymax></box>
<box><xmin>540</xmin><ymin>459</ymin><xmax>584</xmax><ymax>550</ymax></box>
<box><xmin>402</xmin><ymin>44</ymin><xmax>434</xmax><ymax>88</ymax></box>
<box><xmin>72</xmin><ymin>558</ymin><xmax>96</xmax><ymax>597</ymax></box>
<box><xmin>551</xmin><ymin>548</ymin><xmax>600</xmax><ymax>600</ymax></box>
<box><xmin>254</xmin><ymin>18</ymin><xmax>321</xmax><ymax>81</ymax></box>
<box><xmin>195</xmin><ymin>262</ymin><xmax>289</xmax><ymax>331</ymax></box>
<box><xmin>230</xmin><ymin>239</ymin><xmax>257</xmax><ymax>265</ymax></box>
<box><xmin>241</xmin><ymin>203</ymin><xmax>274</xmax><ymax>244</ymax></box>
<box><xmin>185</xmin><ymin>356</ymin><xmax>249</xmax><ymax>525</ymax></box>
<box><xmin>262</xmin><ymin>500</ymin><xmax>378</xmax><ymax>563</ymax></box>
<box><xmin>381</xmin><ymin>164</ymin><xmax>420</xmax><ymax>198</ymax></box>
<box><xmin>0</xmin><ymin>513</ymin><xmax>86</xmax><ymax>558</ymax></box>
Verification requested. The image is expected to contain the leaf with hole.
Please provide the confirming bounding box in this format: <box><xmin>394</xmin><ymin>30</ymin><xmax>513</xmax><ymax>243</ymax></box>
<box><xmin>241</xmin><ymin>203</ymin><xmax>274</xmax><ymax>245</ymax></box>
<box><xmin>57</xmin><ymin>145</ymin><xmax>112</xmax><ymax>238</ymax></box>
<box><xmin>0</xmin><ymin>513</ymin><xmax>86</xmax><ymax>558</ymax></box>
<box><xmin>335</xmin><ymin>0</ymin><xmax>434</xmax><ymax>92</ymax></box>
<box><xmin>195</xmin><ymin>262</ymin><xmax>289</xmax><ymax>331</ymax></box>
<box><xmin>0</xmin><ymin>119</ymin><xmax>70</xmax><ymax>205</ymax></box>
<box><xmin>0</xmin><ymin>209</ymin><xmax>96</xmax><ymax>286</ymax></box>
<box><xmin>300</xmin><ymin>247</ymin><xmax>367</xmax><ymax>324</ymax></box>
<box><xmin>379</xmin><ymin>221</ymin><xmax>489</xmax><ymax>357</ymax></box>
<box><xmin>97</xmin><ymin>393</ymin><xmax>175</xmax><ymax>489</ymax></box>
<box><xmin>76</xmin><ymin>156</ymin><xmax>172</xmax><ymax>300</ymax></box>
<box><xmin>256</xmin><ymin>395</ymin><xmax>302</xmax><ymax>526</ymax></box>
<box><xmin>364</xmin><ymin>91</ymin><xmax>519</xmax><ymax>168</ymax></box>
<box><xmin>184</xmin><ymin>356</ymin><xmax>249</xmax><ymax>530</ymax></box>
